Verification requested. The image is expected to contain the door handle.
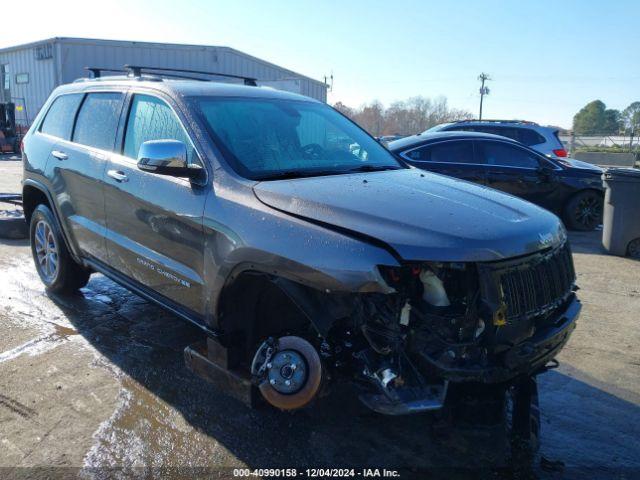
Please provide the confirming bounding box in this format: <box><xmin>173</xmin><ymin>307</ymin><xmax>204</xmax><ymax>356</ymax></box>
<box><xmin>51</xmin><ymin>150</ymin><xmax>68</xmax><ymax>161</ymax></box>
<box><xmin>107</xmin><ymin>170</ymin><xmax>129</xmax><ymax>183</ymax></box>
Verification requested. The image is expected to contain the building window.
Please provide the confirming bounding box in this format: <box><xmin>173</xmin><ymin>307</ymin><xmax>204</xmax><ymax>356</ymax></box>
<box><xmin>0</xmin><ymin>64</ymin><xmax>10</xmax><ymax>102</ymax></box>
<box><xmin>15</xmin><ymin>73</ymin><xmax>29</xmax><ymax>84</ymax></box>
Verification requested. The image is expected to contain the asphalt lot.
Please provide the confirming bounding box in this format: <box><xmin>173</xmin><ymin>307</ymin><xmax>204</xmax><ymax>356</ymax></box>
<box><xmin>0</xmin><ymin>156</ymin><xmax>639</xmax><ymax>479</ymax></box>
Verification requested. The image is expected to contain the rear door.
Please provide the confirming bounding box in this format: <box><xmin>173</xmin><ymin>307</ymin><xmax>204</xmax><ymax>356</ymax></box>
<box><xmin>103</xmin><ymin>92</ymin><xmax>208</xmax><ymax>315</ymax></box>
<box><xmin>475</xmin><ymin>140</ymin><xmax>557</xmax><ymax>207</ymax></box>
<box><xmin>401</xmin><ymin>140</ymin><xmax>487</xmax><ymax>185</ymax></box>
<box><xmin>44</xmin><ymin>91</ymin><xmax>124</xmax><ymax>262</ymax></box>
<box><xmin>33</xmin><ymin>93</ymin><xmax>84</xmax><ymax>185</ymax></box>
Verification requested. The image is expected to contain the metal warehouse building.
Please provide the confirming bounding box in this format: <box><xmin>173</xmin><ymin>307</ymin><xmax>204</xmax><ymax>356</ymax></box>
<box><xmin>0</xmin><ymin>37</ymin><xmax>327</xmax><ymax>126</ymax></box>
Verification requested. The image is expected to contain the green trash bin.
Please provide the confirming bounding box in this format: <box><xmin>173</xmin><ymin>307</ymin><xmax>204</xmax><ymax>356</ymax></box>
<box><xmin>602</xmin><ymin>168</ymin><xmax>640</xmax><ymax>258</ymax></box>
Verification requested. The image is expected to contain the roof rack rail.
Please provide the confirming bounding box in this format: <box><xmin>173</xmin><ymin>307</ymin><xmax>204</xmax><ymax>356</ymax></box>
<box><xmin>124</xmin><ymin>65</ymin><xmax>258</xmax><ymax>86</ymax></box>
<box><xmin>84</xmin><ymin>67</ymin><xmax>127</xmax><ymax>78</ymax></box>
<box><xmin>455</xmin><ymin>119</ymin><xmax>539</xmax><ymax>125</ymax></box>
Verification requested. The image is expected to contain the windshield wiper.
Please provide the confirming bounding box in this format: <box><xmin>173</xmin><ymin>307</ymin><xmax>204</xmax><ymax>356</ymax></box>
<box><xmin>257</xmin><ymin>170</ymin><xmax>344</xmax><ymax>181</ymax></box>
<box><xmin>257</xmin><ymin>165</ymin><xmax>403</xmax><ymax>181</ymax></box>
<box><xmin>345</xmin><ymin>164</ymin><xmax>403</xmax><ymax>173</ymax></box>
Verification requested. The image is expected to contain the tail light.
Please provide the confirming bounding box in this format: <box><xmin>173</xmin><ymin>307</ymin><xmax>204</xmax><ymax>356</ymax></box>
<box><xmin>553</xmin><ymin>148</ymin><xmax>568</xmax><ymax>157</ymax></box>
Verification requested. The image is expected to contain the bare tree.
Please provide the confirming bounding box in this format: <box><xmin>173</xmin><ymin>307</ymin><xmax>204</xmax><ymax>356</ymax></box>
<box><xmin>333</xmin><ymin>101</ymin><xmax>355</xmax><ymax>118</ymax></box>
<box><xmin>335</xmin><ymin>96</ymin><xmax>471</xmax><ymax>136</ymax></box>
<box><xmin>356</xmin><ymin>101</ymin><xmax>386</xmax><ymax>136</ymax></box>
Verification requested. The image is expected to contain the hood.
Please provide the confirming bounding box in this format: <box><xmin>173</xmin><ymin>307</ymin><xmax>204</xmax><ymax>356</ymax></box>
<box><xmin>253</xmin><ymin>169</ymin><xmax>566</xmax><ymax>262</ymax></box>
<box><xmin>558</xmin><ymin>157</ymin><xmax>603</xmax><ymax>172</ymax></box>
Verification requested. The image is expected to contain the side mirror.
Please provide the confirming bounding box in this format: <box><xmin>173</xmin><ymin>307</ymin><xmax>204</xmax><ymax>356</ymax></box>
<box><xmin>536</xmin><ymin>163</ymin><xmax>554</xmax><ymax>178</ymax></box>
<box><xmin>137</xmin><ymin>140</ymin><xmax>203</xmax><ymax>180</ymax></box>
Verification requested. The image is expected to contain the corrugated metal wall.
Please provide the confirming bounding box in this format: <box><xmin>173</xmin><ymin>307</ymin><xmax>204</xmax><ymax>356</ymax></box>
<box><xmin>0</xmin><ymin>41</ymin><xmax>56</xmax><ymax>125</ymax></box>
<box><xmin>57</xmin><ymin>38</ymin><xmax>327</xmax><ymax>101</ymax></box>
<box><xmin>0</xmin><ymin>38</ymin><xmax>327</xmax><ymax>127</ymax></box>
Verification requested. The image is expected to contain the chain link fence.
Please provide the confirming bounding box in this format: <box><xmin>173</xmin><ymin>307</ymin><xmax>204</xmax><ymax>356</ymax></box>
<box><xmin>558</xmin><ymin>134</ymin><xmax>640</xmax><ymax>153</ymax></box>
<box><xmin>558</xmin><ymin>134</ymin><xmax>640</xmax><ymax>168</ymax></box>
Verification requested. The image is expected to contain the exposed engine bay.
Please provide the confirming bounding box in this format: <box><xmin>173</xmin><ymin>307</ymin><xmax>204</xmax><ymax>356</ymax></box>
<box><xmin>249</xmin><ymin>241</ymin><xmax>579</xmax><ymax>415</ymax></box>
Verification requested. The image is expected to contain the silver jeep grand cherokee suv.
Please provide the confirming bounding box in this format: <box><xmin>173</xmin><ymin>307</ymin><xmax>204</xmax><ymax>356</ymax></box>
<box><xmin>21</xmin><ymin>68</ymin><xmax>579</xmax><ymax>453</ymax></box>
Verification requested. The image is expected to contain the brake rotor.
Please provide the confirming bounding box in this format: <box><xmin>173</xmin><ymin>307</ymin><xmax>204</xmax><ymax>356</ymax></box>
<box><xmin>252</xmin><ymin>336</ymin><xmax>323</xmax><ymax>410</ymax></box>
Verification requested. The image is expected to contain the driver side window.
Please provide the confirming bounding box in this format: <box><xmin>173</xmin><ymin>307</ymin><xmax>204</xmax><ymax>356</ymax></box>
<box><xmin>123</xmin><ymin>94</ymin><xmax>199</xmax><ymax>165</ymax></box>
<box><xmin>478</xmin><ymin>141</ymin><xmax>540</xmax><ymax>169</ymax></box>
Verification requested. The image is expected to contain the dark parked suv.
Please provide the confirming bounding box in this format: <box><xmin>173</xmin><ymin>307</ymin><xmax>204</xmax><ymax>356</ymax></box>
<box><xmin>426</xmin><ymin>119</ymin><xmax>568</xmax><ymax>158</ymax></box>
<box><xmin>389</xmin><ymin>131</ymin><xmax>604</xmax><ymax>231</ymax></box>
<box><xmin>22</xmin><ymin>68</ymin><xmax>580</xmax><ymax>452</ymax></box>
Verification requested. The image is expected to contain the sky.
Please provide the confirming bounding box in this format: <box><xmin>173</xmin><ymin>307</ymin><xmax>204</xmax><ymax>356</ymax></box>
<box><xmin>1</xmin><ymin>0</ymin><xmax>638</xmax><ymax>129</ymax></box>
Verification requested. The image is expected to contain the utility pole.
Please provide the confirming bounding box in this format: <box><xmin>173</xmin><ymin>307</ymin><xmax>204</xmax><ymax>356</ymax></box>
<box><xmin>478</xmin><ymin>73</ymin><xmax>491</xmax><ymax>120</ymax></box>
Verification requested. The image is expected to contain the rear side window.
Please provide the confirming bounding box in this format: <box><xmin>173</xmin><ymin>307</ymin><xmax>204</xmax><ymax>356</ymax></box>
<box><xmin>407</xmin><ymin>141</ymin><xmax>475</xmax><ymax>164</ymax></box>
<box><xmin>40</xmin><ymin>94</ymin><xmax>83</xmax><ymax>140</ymax></box>
<box><xmin>404</xmin><ymin>146</ymin><xmax>429</xmax><ymax>161</ymax></box>
<box><xmin>452</xmin><ymin>125</ymin><xmax>503</xmax><ymax>136</ymax></box>
<box><xmin>123</xmin><ymin>94</ymin><xmax>196</xmax><ymax>163</ymax></box>
<box><xmin>514</xmin><ymin>128</ymin><xmax>545</xmax><ymax>146</ymax></box>
<box><xmin>453</xmin><ymin>125</ymin><xmax>545</xmax><ymax>146</ymax></box>
<box><xmin>73</xmin><ymin>93</ymin><xmax>123</xmax><ymax>151</ymax></box>
<box><xmin>552</xmin><ymin>130</ymin><xmax>565</xmax><ymax>148</ymax></box>
<box><xmin>478</xmin><ymin>141</ymin><xmax>540</xmax><ymax>168</ymax></box>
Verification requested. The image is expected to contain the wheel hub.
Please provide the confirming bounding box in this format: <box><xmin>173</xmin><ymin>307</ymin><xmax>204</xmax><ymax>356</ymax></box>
<box><xmin>266</xmin><ymin>349</ymin><xmax>307</xmax><ymax>394</ymax></box>
<box><xmin>575</xmin><ymin>196</ymin><xmax>601</xmax><ymax>227</ymax></box>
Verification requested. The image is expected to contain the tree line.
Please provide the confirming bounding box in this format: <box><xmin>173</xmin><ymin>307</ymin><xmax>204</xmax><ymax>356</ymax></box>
<box><xmin>573</xmin><ymin>100</ymin><xmax>640</xmax><ymax>135</ymax></box>
<box><xmin>333</xmin><ymin>96</ymin><xmax>472</xmax><ymax>137</ymax></box>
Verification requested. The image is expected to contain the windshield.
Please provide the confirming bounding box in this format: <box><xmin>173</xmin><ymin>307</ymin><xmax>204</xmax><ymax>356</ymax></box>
<box><xmin>424</xmin><ymin>123</ymin><xmax>452</xmax><ymax>133</ymax></box>
<box><xmin>193</xmin><ymin>97</ymin><xmax>403</xmax><ymax>180</ymax></box>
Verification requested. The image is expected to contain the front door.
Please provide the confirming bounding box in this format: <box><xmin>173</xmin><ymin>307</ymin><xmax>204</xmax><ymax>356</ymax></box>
<box><xmin>475</xmin><ymin>140</ymin><xmax>556</xmax><ymax>208</ymax></box>
<box><xmin>103</xmin><ymin>93</ymin><xmax>209</xmax><ymax>315</ymax></box>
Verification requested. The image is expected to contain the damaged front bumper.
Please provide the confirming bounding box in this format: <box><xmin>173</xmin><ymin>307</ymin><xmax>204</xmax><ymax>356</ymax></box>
<box><xmin>353</xmin><ymin>295</ymin><xmax>580</xmax><ymax>415</ymax></box>
<box><xmin>419</xmin><ymin>296</ymin><xmax>580</xmax><ymax>384</ymax></box>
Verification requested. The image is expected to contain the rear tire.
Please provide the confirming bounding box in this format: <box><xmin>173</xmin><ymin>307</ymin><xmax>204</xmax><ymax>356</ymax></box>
<box><xmin>563</xmin><ymin>190</ymin><xmax>603</xmax><ymax>231</ymax></box>
<box><xmin>29</xmin><ymin>204</ymin><xmax>90</xmax><ymax>293</ymax></box>
<box><xmin>627</xmin><ymin>238</ymin><xmax>640</xmax><ymax>259</ymax></box>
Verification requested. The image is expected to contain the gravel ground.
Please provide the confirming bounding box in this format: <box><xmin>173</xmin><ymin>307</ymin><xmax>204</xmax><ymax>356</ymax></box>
<box><xmin>0</xmin><ymin>158</ymin><xmax>638</xmax><ymax>479</ymax></box>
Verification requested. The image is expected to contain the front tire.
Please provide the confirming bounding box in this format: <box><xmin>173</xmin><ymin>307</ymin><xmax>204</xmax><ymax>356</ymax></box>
<box><xmin>563</xmin><ymin>190</ymin><xmax>603</xmax><ymax>231</ymax></box>
<box><xmin>507</xmin><ymin>377</ymin><xmax>541</xmax><ymax>464</ymax></box>
<box><xmin>30</xmin><ymin>204</ymin><xmax>90</xmax><ymax>293</ymax></box>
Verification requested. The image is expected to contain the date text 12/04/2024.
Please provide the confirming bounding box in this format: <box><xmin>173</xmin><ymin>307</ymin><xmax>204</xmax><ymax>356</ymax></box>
<box><xmin>232</xmin><ymin>468</ymin><xmax>401</xmax><ymax>478</ymax></box>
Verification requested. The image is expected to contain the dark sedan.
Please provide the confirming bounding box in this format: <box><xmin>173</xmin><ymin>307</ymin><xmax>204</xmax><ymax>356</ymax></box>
<box><xmin>389</xmin><ymin>131</ymin><xmax>604</xmax><ymax>230</ymax></box>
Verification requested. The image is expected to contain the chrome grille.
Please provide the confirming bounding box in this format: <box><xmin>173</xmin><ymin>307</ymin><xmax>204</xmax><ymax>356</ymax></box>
<box><xmin>497</xmin><ymin>242</ymin><xmax>575</xmax><ymax>320</ymax></box>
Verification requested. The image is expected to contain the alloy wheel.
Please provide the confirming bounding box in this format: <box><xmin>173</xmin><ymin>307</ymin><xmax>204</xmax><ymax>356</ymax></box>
<box><xmin>573</xmin><ymin>195</ymin><xmax>602</xmax><ymax>230</ymax></box>
<box><xmin>34</xmin><ymin>220</ymin><xmax>59</xmax><ymax>282</ymax></box>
